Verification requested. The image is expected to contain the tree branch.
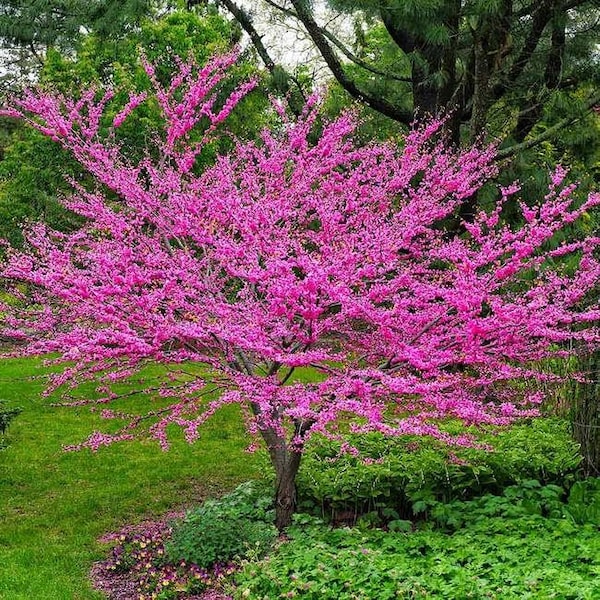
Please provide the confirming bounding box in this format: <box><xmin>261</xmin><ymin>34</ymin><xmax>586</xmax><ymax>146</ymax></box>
<box><xmin>287</xmin><ymin>0</ymin><xmax>413</xmax><ymax>124</ymax></box>
<box><xmin>263</xmin><ymin>0</ymin><xmax>411</xmax><ymax>84</ymax></box>
<box><xmin>218</xmin><ymin>0</ymin><xmax>308</xmax><ymax>110</ymax></box>
<box><xmin>219</xmin><ymin>0</ymin><xmax>276</xmax><ymax>71</ymax></box>
<box><xmin>496</xmin><ymin>90</ymin><xmax>600</xmax><ymax>159</ymax></box>
<box><xmin>492</xmin><ymin>0</ymin><xmax>554</xmax><ymax>101</ymax></box>
<box><xmin>28</xmin><ymin>42</ymin><xmax>45</xmax><ymax>67</ymax></box>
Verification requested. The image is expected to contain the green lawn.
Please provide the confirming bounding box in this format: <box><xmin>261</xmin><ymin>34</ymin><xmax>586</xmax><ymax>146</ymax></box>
<box><xmin>0</xmin><ymin>357</ymin><xmax>265</xmax><ymax>599</ymax></box>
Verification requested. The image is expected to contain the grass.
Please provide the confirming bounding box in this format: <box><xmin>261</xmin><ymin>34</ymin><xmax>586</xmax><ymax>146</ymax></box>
<box><xmin>0</xmin><ymin>357</ymin><xmax>266</xmax><ymax>599</ymax></box>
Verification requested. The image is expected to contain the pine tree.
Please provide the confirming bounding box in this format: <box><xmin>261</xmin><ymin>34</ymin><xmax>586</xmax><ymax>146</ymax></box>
<box><xmin>222</xmin><ymin>0</ymin><xmax>600</xmax><ymax>153</ymax></box>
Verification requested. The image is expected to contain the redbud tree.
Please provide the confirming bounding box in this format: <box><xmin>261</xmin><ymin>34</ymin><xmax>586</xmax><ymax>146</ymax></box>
<box><xmin>1</xmin><ymin>51</ymin><xmax>599</xmax><ymax>529</ymax></box>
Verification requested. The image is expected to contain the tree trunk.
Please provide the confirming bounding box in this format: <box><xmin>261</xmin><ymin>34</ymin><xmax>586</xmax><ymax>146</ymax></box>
<box><xmin>273</xmin><ymin>445</ymin><xmax>303</xmax><ymax>530</ymax></box>
<box><xmin>469</xmin><ymin>34</ymin><xmax>491</xmax><ymax>142</ymax></box>
<box><xmin>514</xmin><ymin>11</ymin><xmax>565</xmax><ymax>143</ymax></box>
<box><xmin>571</xmin><ymin>352</ymin><xmax>600</xmax><ymax>476</ymax></box>
<box><xmin>258</xmin><ymin>421</ymin><xmax>305</xmax><ymax>531</ymax></box>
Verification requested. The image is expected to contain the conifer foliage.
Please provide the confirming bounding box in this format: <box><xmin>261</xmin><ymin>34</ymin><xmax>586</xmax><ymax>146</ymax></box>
<box><xmin>0</xmin><ymin>0</ymin><xmax>151</xmax><ymax>48</ymax></box>
<box><xmin>1</xmin><ymin>52</ymin><xmax>599</xmax><ymax>528</ymax></box>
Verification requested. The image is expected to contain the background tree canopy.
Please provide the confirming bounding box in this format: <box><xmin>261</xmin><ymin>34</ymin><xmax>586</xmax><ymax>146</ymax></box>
<box><xmin>219</xmin><ymin>0</ymin><xmax>600</xmax><ymax>156</ymax></box>
<box><xmin>0</xmin><ymin>0</ymin><xmax>152</xmax><ymax>48</ymax></box>
<box><xmin>0</xmin><ymin>0</ymin><xmax>598</xmax><ymax>241</ymax></box>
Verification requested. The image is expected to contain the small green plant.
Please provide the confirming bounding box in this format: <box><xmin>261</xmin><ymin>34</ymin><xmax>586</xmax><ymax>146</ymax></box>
<box><xmin>427</xmin><ymin>481</ymin><xmax>566</xmax><ymax>530</ymax></box>
<box><xmin>166</xmin><ymin>481</ymin><xmax>277</xmax><ymax>569</ymax></box>
<box><xmin>0</xmin><ymin>400</ymin><xmax>22</xmax><ymax>450</ymax></box>
<box><xmin>564</xmin><ymin>477</ymin><xmax>600</xmax><ymax>525</ymax></box>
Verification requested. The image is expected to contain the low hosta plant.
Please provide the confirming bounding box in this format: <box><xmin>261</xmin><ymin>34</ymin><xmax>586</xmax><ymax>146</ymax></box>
<box><xmin>425</xmin><ymin>477</ymin><xmax>600</xmax><ymax>531</ymax></box>
<box><xmin>564</xmin><ymin>477</ymin><xmax>600</xmax><ymax>525</ymax></box>
<box><xmin>426</xmin><ymin>480</ymin><xmax>567</xmax><ymax>530</ymax></box>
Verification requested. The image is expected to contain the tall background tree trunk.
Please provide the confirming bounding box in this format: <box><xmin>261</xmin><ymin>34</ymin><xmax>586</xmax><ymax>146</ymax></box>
<box><xmin>571</xmin><ymin>352</ymin><xmax>600</xmax><ymax>476</ymax></box>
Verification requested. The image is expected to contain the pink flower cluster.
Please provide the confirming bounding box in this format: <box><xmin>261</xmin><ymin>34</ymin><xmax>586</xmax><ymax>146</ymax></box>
<box><xmin>1</xmin><ymin>51</ymin><xmax>599</xmax><ymax>454</ymax></box>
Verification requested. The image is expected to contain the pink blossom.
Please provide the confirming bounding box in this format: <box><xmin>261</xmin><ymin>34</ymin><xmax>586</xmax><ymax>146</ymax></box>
<box><xmin>1</xmin><ymin>52</ymin><xmax>599</xmax><ymax>469</ymax></box>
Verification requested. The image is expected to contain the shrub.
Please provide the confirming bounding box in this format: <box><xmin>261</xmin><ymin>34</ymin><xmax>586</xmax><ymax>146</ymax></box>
<box><xmin>166</xmin><ymin>481</ymin><xmax>277</xmax><ymax>569</ymax></box>
<box><xmin>297</xmin><ymin>418</ymin><xmax>582</xmax><ymax>522</ymax></box>
<box><xmin>0</xmin><ymin>400</ymin><xmax>22</xmax><ymax>450</ymax></box>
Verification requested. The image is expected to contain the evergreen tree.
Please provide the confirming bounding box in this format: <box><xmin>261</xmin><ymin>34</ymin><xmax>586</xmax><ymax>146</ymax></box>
<box><xmin>221</xmin><ymin>0</ymin><xmax>600</xmax><ymax>153</ymax></box>
<box><xmin>0</xmin><ymin>0</ymin><xmax>152</xmax><ymax>49</ymax></box>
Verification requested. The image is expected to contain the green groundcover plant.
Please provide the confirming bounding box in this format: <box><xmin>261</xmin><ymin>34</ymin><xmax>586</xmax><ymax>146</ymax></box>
<box><xmin>97</xmin><ymin>475</ymin><xmax>600</xmax><ymax>599</ymax></box>
<box><xmin>166</xmin><ymin>481</ymin><xmax>277</xmax><ymax>568</ymax></box>
<box><xmin>235</xmin><ymin>482</ymin><xmax>600</xmax><ymax>600</ymax></box>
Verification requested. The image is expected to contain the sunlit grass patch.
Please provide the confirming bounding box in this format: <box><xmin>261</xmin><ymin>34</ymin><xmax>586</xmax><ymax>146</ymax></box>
<box><xmin>0</xmin><ymin>356</ymin><xmax>266</xmax><ymax>599</ymax></box>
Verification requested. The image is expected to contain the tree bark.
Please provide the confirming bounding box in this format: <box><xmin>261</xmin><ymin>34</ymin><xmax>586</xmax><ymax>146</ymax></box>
<box><xmin>273</xmin><ymin>443</ymin><xmax>303</xmax><ymax>530</ymax></box>
<box><xmin>469</xmin><ymin>34</ymin><xmax>491</xmax><ymax>141</ymax></box>
<box><xmin>380</xmin><ymin>0</ymin><xmax>460</xmax><ymax>139</ymax></box>
<box><xmin>514</xmin><ymin>9</ymin><xmax>565</xmax><ymax>142</ymax></box>
<box><xmin>257</xmin><ymin>422</ymin><xmax>304</xmax><ymax>530</ymax></box>
<box><xmin>571</xmin><ymin>352</ymin><xmax>600</xmax><ymax>476</ymax></box>
<box><xmin>255</xmin><ymin>408</ymin><xmax>313</xmax><ymax>530</ymax></box>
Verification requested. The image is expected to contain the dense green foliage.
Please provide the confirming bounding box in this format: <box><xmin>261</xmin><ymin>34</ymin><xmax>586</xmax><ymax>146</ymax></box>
<box><xmin>0</xmin><ymin>0</ymin><xmax>152</xmax><ymax>49</ymax></box>
<box><xmin>0</xmin><ymin>124</ymin><xmax>85</xmax><ymax>245</ymax></box>
<box><xmin>235</xmin><ymin>482</ymin><xmax>600</xmax><ymax>599</ymax></box>
<box><xmin>166</xmin><ymin>481</ymin><xmax>277</xmax><ymax>568</ymax></box>
<box><xmin>429</xmin><ymin>480</ymin><xmax>559</xmax><ymax>526</ymax></box>
<box><xmin>297</xmin><ymin>419</ymin><xmax>582</xmax><ymax>522</ymax></box>
<box><xmin>0</xmin><ymin>0</ymin><xmax>155</xmax><ymax>94</ymax></box>
<box><xmin>0</xmin><ymin>8</ymin><xmax>268</xmax><ymax>245</ymax></box>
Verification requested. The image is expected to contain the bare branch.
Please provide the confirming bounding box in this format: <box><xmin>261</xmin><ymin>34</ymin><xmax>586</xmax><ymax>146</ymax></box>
<box><xmin>220</xmin><ymin>0</ymin><xmax>276</xmax><ymax>71</ymax></box>
<box><xmin>28</xmin><ymin>42</ymin><xmax>45</xmax><ymax>67</ymax></box>
<box><xmin>219</xmin><ymin>0</ymin><xmax>309</xmax><ymax>109</ymax></box>
<box><xmin>263</xmin><ymin>0</ymin><xmax>412</xmax><ymax>84</ymax></box>
<box><xmin>496</xmin><ymin>90</ymin><xmax>600</xmax><ymax>159</ymax></box>
<box><xmin>287</xmin><ymin>0</ymin><xmax>413</xmax><ymax>125</ymax></box>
